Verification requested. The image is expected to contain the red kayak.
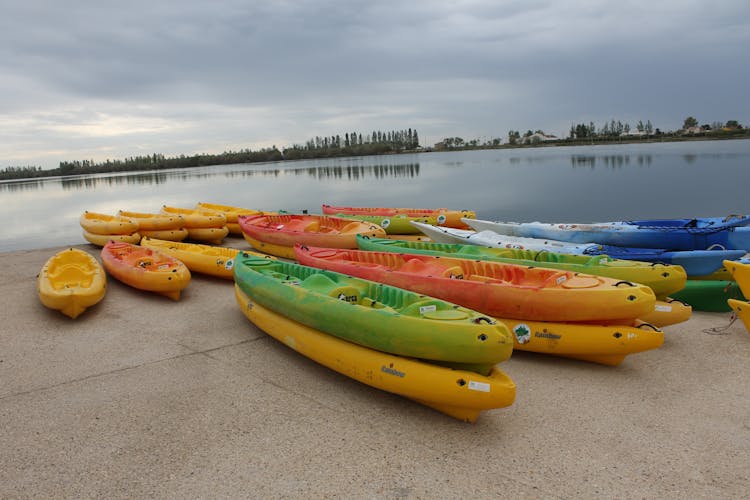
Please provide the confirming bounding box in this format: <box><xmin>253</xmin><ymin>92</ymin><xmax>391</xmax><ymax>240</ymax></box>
<box><xmin>294</xmin><ymin>244</ymin><xmax>656</xmax><ymax>323</ymax></box>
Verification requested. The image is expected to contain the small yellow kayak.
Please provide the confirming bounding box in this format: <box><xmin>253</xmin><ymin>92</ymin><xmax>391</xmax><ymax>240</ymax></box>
<box><xmin>38</xmin><ymin>248</ymin><xmax>106</xmax><ymax>318</ymax></box>
<box><xmin>723</xmin><ymin>259</ymin><xmax>750</xmax><ymax>298</ymax></box>
<box><xmin>195</xmin><ymin>202</ymin><xmax>269</xmax><ymax>235</ymax></box>
<box><xmin>80</xmin><ymin>211</ymin><xmax>139</xmax><ymax>235</ymax></box>
<box><xmin>728</xmin><ymin>299</ymin><xmax>750</xmax><ymax>333</ymax></box>
<box><xmin>117</xmin><ymin>210</ymin><xmax>185</xmax><ymax>231</ymax></box>
<box><xmin>140</xmin><ymin>237</ymin><xmax>273</xmax><ymax>279</ymax></box>
<box><xmin>234</xmin><ymin>284</ymin><xmax>516</xmax><ymax>422</ymax></box>
<box><xmin>82</xmin><ymin>230</ymin><xmax>142</xmax><ymax>247</ymax></box>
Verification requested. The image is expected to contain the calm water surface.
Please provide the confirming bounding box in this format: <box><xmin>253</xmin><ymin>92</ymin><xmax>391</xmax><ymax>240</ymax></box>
<box><xmin>2</xmin><ymin>139</ymin><xmax>749</xmax><ymax>252</ymax></box>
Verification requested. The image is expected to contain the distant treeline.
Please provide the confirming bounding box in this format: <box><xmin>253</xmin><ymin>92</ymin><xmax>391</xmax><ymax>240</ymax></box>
<box><xmin>282</xmin><ymin>128</ymin><xmax>420</xmax><ymax>160</ymax></box>
<box><xmin>0</xmin><ymin>128</ymin><xmax>420</xmax><ymax>180</ymax></box>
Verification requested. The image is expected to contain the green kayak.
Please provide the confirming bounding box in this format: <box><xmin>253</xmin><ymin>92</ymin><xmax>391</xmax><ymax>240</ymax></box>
<box><xmin>355</xmin><ymin>235</ymin><xmax>687</xmax><ymax>297</ymax></box>
<box><xmin>233</xmin><ymin>253</ymin><xmax>513</xmax><ymax>372</ymax></box>
<box><xmin>670</xmin><ymin>280</ymin><xmax>745</xmax><ymax>312</ymax></box>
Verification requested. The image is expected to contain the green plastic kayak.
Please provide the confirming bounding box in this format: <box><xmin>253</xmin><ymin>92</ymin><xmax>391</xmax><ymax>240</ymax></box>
<box><xmin>670</xmin><ymin>280</ymin><xmax>745</xmax><ymax>312</ymax></box>
<box><xmin>233</xmin><ymin>253</ymin><xmax>514</xmax><ymax>371</ymax></box>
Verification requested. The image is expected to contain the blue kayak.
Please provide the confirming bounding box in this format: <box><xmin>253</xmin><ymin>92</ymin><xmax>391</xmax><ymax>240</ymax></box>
<box><xmin>463</xmin><ymin>216</ymin><xmax>750</xmax><ymax>251</ymax></box>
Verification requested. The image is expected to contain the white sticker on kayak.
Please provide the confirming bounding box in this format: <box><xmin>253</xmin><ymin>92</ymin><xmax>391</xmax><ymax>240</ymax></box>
<box><xmin>419</xmin><ymin>305</ymin><xmax>437</xmax><ymax>314</ymax></box>
<box><xmin>381</xmin><ymin>218</ymin><xmax>391</xmax><ymax>228</ymax></box>
<box><xmin>599</xmin><ymin>258</ymin><xmax>607</xmax><ymax>265</ymax></box>
<box><xmin>556</xmin><ymin>275</ymin><xmax>567</xmax><ymax>285</ymax></box>
<box><xmin>437</xmin><ymin>214</ymin><xmax>447</xmax><ymax>225</ymax></box>
<box><xmin>225</xmin><ymin>259</ymin><xmax>234</xmax><ymax>271</ymax></box>
<box><xmin>468</xmin><ymin>381</ymin><xmax>490</xmax><ymax>392</ymax></box>
<box><xmin>655</xmin><ymin>304</ymin><xmax>672</xmax><ymax>312</ymax></box>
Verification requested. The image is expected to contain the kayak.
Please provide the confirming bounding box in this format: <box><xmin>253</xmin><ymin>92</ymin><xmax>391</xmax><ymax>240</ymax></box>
<box><xmin>322</xmin><ymin>204</ymin><xmax>476</xmax><ymax>229</ymax></box>
<box><xmin>355</xmin><ymin>235</ymin><xmax>687</xmax><ymax>297</ymax></box>
<box><xmin>160</xmin><ymin>205</ymin><xmax>229</xmax><ymax>243</ymax></box>
<box><xmin>294</xmin><ymin>245</ymin><xmax>657</xmax><ymax>323</ymax></box>
<box><xmin>82</xmin><ymin>230</ymin><xmax>142</xmax><ymax>247</ymax></box>
<box><xmin>331</xmin><ymin>213</ymin><xmax>435</xmax><ymax>234</ymax></box>
<box><xmin>79</xmin><ymin>211</ymin><xmax>139</xmax><ymax>235</ymax></box>
<box><xmin>669</xmin><ymin>280</ymin><xmax>745</xmax><ymax>312</ymax></box>
<box><xmin>195</xmin><ymin>202</ymin><xmax>269</xmax><ymax>235</ymax></box>
<box><xmin>37</xmin><ymin>248</ymin><xmax>107</xmax><ymax>319</ymax></box>
<box><xmin>116</xmin><ymin>210</ymin><xmax>185</xmax><ymax>231</ymax></box>
<box><xmin>234</xmin><ymin>285</ymin><xmax>516</xmax><ymax>422</ymax></box>
<box><xmin>463</xmin><ymin>216</ymin><xmax>750</xmax><ymax>251</ymax></box>
<box><xmin>493</xmin><ymin>317</ymin><xmax>664</xmax><ymax>366</ymax></box>
<box><xmin>727</xmin><ymin>299</ymin><xmax>750</xmax><ymax>333</ymax></box>
<box><xmin>722</xmin><ymin>259</ymin><xmax>750</xmax><ymax>298</ymax></box>
<box><xmin>137</xmin><ymin>227</ymin><xmax>189</xmax><ymax>242</ymax></box>
<box><xmin>100</xmin><ymin>240</ymin><xmax>191</xmax><ymax>300</ymax></box>
<box><xmin>410</xmin><ymin>222</ymin><xmax>746</xmax><ymax>276</ymax></box>
<box><xmin>238</xmin><ymin>213</ymin><xmax>386</xmax><ymax>259</ymax></box>
<box><xmin>233</xmin><ymin>254</ymin><xmax>513</xmax><ymax>371</ymax></box>
<box><xmin>140</xmin><ymin>237</ymin><xmax>273</xmax><ymax>279</ymax></box>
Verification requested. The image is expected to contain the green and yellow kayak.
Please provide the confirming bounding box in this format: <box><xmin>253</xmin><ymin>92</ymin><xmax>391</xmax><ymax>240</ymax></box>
<box><xmin>233</xmin><ymin>254</ymin><xmax>513</xmax><ymax>371</ymax></box>
<box><xmin>234</xmin><ymin>285</ymin><xmax>516</xmax><ymax>422</ymax></box>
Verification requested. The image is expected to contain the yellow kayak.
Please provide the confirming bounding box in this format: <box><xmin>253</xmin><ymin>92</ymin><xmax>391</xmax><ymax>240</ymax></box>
<box><xmin>138</xmin><ymin>227</ymin><xmax>189</xmax><ymax>242</ymax></box>
<box><xmin>83</xmin><ymin>230</ymin><xmax>141</xmax><ymax>247</ymax></box>
<box><xmin>117</xmin><ymin>210</ymin><xmax>185</xmax><ymax>231</ymax></box>
<box><xmin>727</xmin><ymin>299</ymin><xmax>750</xmax><ymax>333</ymax></box>
<box><xmin>140</xmin><ymin>237</ymin><xmax>273</xmax><ymax>279</ymax></box>
<box><xmin>234</xmin><ymin>284</ymin><xmax>516</xmax><ymax>422</ymax></box>
<box><xmin>38</xmin><ymin>248</ymin><xmax>106</xmax><ymax>318</ymax></box>
<box><xmin>80</xmin><ymin>211</ymin><xmax>139</xmax><ymax>235</ymax></box>
<box><xmin>195</xmin><ymin>202</ymin><xmax>269</xmax><ymax>235</ymax></box>
<box><xmin>494</xmin><ymin>317</ymin><xmax>664</xmax><ymax>366</ymax></box>
<box><xmin>723</xmin><ymin>259</ymin><xmax>750</xmax><ymax>298</ymax></box>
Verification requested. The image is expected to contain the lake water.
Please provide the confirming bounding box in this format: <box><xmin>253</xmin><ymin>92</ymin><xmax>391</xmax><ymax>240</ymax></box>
<box><xmin>2</xmin><ymin>139</ymin><xmax>749</xmax><ymax>253</ymax></box>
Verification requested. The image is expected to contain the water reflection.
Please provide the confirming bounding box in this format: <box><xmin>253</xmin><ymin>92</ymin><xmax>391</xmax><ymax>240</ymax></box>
<box><xmin>0</xmin><ymin>162</ymin><xmax>421</xmax><ymax>192</ymax></box>
<box><xmin>571</xmin><ymin>154</ymin><xmax>653</xmax><ymax>168</ymax></box>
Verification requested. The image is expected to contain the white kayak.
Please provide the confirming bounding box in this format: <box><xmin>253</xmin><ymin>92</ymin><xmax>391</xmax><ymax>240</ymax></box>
<box><xmin>409</xmin><ymin>222</ymin><xmax>746</xmax><ymax>276</ymax></box>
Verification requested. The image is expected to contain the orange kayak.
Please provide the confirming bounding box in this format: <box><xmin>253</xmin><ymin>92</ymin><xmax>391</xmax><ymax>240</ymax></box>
<box><xmin>321</xmin><ymin>204</ymin><xmax>476</xmax><ymax>229</ymax></box>
<box><xmin>294</xmin><ymin>245</ymin><xmax>656</xmax><ymax>323</ymax></box>
<box><xmin>238</xmin><ymin>214</ymin><xmax>386</xmax><ymax>259</ymax></box>
<box><xmin>100</xmin><ymin>240</ymin><xmax>191</xmax><ymax>300</ymax></box>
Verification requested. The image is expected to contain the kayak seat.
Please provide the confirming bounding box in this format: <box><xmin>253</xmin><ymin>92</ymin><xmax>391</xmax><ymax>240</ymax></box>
<box><xmin>303</xmin><ymin>221</ymin><xmax>321</xmax><ymax>232</ymax></box>
<box><xmin>340</xmin><ymin>221</ymin><xmax>364</xmax><ymax>234</ymax></box>
<box><xmin>48</xmin><ymin>265</ymin><xmax>94</xmax><ymax>289</ymax></box>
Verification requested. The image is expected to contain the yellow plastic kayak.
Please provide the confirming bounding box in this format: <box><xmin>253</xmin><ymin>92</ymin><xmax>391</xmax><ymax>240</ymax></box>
<box><xmin>117</xmin><ymin>210</ymin><xmax>185</xmax><ymax>231</ymax></box>
<box><xmin>639</xmin><ymin>298</ymin><xmax>692</xmax><ymax>327</ymax></box>
<box><xmin>140</xmin><ymin>237</ymin><xmax>273</xmax><ymax>279</ymax></box>
<box><xmin>234</xmin><ymin>284</ymin><xmax>516</xmax><ymax>422</ymax></box>
<box><xmin>80</xmin><ymin>211</ymin><xmax>139</xmax><ymax>235</ymax></box>
<box><xmin>160</xmin><ymin>205</ymin><xmax>227</xmax><ymax>227</ymax></box>
<box><xmin>101</xmin><ymin>240</ymin><xmax>191</xmax><ymax>300</ymax></box>
<box><xmin>138</xmin><ymin>227</ymin><xmax>189</xmax><ymax>242</ymax></box>
<box><xmin>38</xmin><ymin>248</ymin><xmax>107</xmax><ymax>318</ymax></box>
<box><xmin>83</xmin><ymin>230</ymin><xmax>142</xmax><ymax>247</ymax></box>
<box><xmin>494</xmin><ymin>317</ymin><xmax>664</xmax><ymax>366</ymax></box>
<box><xmin>195</xmin><ymin>202</ymin><xmax>269</xmax><ymax>235</ymax></box>
<box><xmin>723</xmin><ymin>259</ymin><xmax>750</xmax><ymax>298</ymax></box>
<box><xmin>727</xmin><ymin>299</ymin><xmax>750</xmax><ymax>333</ymax></box>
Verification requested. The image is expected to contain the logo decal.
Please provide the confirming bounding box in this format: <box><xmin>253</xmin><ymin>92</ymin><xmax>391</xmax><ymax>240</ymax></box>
<box><xmin>513</xmin><ymin>323</ymin><xmax>531</xmax><ymax>344</ymax></box>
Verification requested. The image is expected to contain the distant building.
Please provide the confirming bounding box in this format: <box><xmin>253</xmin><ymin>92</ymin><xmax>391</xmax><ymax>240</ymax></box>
<box><xmin>521</xmin><ymin>133</ymin><xmax>558</xmax><ymax>144</ymax></box>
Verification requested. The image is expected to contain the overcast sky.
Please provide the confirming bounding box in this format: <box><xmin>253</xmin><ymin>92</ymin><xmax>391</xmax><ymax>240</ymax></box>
<box><xmin>1</xmin><ymin>0</ymin><xmax>748</xmax><ymax>169</ymax></box>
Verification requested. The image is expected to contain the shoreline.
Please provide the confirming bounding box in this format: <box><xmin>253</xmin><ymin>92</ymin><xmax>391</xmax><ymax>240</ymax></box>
<box><xmin>2</xmin><ymin>242</ymin><xmax>749</xmax><ymax>497</ymax></box>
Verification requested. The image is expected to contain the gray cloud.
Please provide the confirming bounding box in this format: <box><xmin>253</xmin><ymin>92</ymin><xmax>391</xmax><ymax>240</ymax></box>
<box><xmin>1</xmin><ymin>0</ymin><xmax>749</xmax><ymax>168</ymax></box>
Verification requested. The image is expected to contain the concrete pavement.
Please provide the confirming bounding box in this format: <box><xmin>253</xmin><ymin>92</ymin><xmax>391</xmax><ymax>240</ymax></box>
<box><xmin>2</xmin><ymin>240</ymin><xmax>749</xmax><ymax>498</ymax></box>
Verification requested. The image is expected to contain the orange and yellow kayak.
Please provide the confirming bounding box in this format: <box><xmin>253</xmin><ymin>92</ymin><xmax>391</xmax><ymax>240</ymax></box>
<box><xmin>101</xmin><ymin>240</ymin><xmax>191</xmax><ymax>300</ymax></box>
<box><xmin>238</xmin><ymin>214</ymin><xmax>386</xmax><ymax>259</ymax></box>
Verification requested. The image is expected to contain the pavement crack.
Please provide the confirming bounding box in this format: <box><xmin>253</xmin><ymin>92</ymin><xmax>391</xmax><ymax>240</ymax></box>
<box><xmin>0</xmin><ymin>338</ymin><xmax>258</xmax><ymax>401</ymax></box>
